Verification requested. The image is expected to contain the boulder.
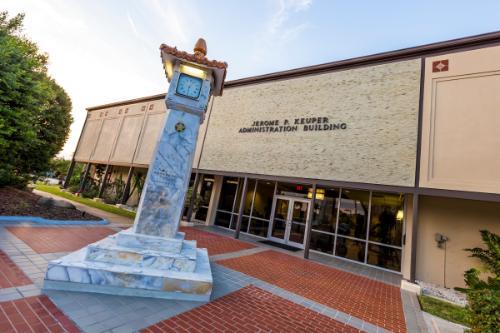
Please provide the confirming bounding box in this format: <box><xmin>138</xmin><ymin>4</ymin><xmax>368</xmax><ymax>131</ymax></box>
<box><xmin>37</xmin><ymin>197</ymin><xmax>54</xmax><ymax>207</ymax></box>
<box><xmin>52</xmin><ymin>199</ymin><xmax>75</xmax><ymax>209</ymax></box>
<box><xmin>36</xmin><ymin>196</ymin><xmax>75</xmax><ymax>210</ymax></box>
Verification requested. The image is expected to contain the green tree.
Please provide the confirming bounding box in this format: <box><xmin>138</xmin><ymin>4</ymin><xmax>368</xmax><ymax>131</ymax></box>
<box><xmin>47</xmin><ymin>158</ymin><xmax>71</xmax><ymax>179</ymax></box>
<box><xmin>0</xmin><ymin>11</ymin><xmax>72</xmax><ymax>187</ymax></box>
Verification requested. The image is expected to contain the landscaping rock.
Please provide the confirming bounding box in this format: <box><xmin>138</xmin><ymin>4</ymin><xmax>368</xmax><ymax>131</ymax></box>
<box><xmin>52</xmin><ymin>199</ymin><xmax>75</xmax><ymax>209</ymax></box>
<box><xmin>37</xmin><ymin>197</ymin><xmax>55</xmax><ymax>207</ymax></box>
<box><xmin>417</xmin><ymin>280</ymin><xmax>467</xmax><ymax>306</ymax></box>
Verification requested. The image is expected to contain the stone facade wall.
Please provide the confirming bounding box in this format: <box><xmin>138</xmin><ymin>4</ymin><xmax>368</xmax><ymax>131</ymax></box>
<box><xmin>198</xmin><ymin>59</ymin><xmax>421</xmax><ymax>187</ymax></box>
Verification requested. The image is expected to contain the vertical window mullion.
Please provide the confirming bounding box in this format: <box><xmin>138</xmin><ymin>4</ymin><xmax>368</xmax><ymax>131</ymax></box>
<box><xmin>230</xmin><ymin>178</ymin><xmax>241</xmax><ymax>229</ymax></box>
<box><xmin>333</xmin><ymin>188</ymin><xmax>342</xmax><ymax>256</ymax></box>
<box><xmin>247</xmin><ymin>179</ymin><xmax>257</xmax><ymax>233</ymax></box>
<box><xmin>364</xmin><ymin>191</ymin><xmax>372</xmax><ymax>264</ymax></box>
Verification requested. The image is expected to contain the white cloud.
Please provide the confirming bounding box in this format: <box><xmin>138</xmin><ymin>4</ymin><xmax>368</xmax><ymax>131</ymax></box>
<box><xmin>250</xmin><ymin>0</ymin><xmax>312</xmax><ymax>65</ymax></box>
<box><xmin>268</xmin><ymin>0</ymin><xmax>312</xmax><ymax>34</ymax></box>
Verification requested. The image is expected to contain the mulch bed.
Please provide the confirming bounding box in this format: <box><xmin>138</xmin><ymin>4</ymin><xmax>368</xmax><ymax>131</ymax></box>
<box><xmin>0</xmin><ymin>187</ymin><xmax>99</xmax><ymax>220</ymax></box>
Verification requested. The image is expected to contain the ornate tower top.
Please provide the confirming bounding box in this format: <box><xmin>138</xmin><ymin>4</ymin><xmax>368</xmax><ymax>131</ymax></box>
<box><xmin>193</xmin><ymin>38</ymin><xmax>207</xmax><ymax>57</ymax></box>
<box><xmin>160</xmin><ymin>38</ymin><xmax>228</xmax><ymax>96</ymax></box>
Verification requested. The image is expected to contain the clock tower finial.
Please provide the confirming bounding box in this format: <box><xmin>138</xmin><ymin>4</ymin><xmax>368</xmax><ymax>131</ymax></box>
<box><xmin>194</xmin><ymin>38</ymin><xmax>207</xmax><ymax>57</ymax></box>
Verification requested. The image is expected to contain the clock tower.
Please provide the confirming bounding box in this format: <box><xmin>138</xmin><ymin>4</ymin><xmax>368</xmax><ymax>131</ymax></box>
<box><xmin>133</xmin><ymin>38</ymin><xmax>227</xmax><ymax>239</ymax></box>
<box><xmin>43</xmin><ymin>39</ymin><xmax>228</xmax><ymax>302</ymax></box>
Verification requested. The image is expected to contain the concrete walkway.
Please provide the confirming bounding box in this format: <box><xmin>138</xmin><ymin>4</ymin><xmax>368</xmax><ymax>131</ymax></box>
<box><xmin>33</xmin><ymin>189</ymin><xmax>134</xmax><ymax>226</ymax></box>
<box><xmin>423</xmin><ymin>312</ymin><xmax>466</xmax><ymax>333</ymax></box>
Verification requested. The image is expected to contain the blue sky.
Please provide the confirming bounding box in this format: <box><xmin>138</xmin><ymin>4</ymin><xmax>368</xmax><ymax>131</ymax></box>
<box><xmin>1</xmin><ymin>0</ymin><xmax>500</xmax><ymax>157</ymax></box>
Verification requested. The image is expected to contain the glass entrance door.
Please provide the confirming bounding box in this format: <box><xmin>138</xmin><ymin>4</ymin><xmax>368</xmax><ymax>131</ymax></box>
<box><xmin>270</xmin><ymin>196</ymin><xmax>310</xmax><ymax>248</ymax></box>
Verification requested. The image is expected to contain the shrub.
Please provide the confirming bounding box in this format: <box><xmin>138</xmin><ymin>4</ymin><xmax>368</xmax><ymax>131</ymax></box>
<box><xmin>466</xmin><ymin>289</ymin><xmax>499</xmax><ymax>332</ymax></box>
<box><xmin>458</xmin><ymin>230</ymin><xmax>500</xmax><ymax>333</ymax></box>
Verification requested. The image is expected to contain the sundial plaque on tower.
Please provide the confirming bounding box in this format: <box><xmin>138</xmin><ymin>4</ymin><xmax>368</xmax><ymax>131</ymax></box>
<box><xmin>43</xmin><ymin>39</ymin><xmax>227</xmax><ymax>301</ymax></box>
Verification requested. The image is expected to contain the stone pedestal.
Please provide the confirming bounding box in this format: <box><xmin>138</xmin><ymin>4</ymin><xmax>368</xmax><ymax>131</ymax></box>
<box><xmin>43</xmin><ymin>228</ymin><xmax>212</xmax><ymax>301</ymax></box>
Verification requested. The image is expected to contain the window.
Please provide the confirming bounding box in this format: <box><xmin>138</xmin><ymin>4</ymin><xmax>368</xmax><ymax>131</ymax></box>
<box><xmin>248</xmin><ymin>180</ymin><xmax>276</xmax><ymax>237</ymax></box>
<box><xmin>309</xmin><ymin>187</ymin><xmax>339</xmax><ymax>254</ymax></box>
<box><xmin>217</xmin><ymin>177</ymin><xmax>239</xmax><ymax>212</ymax></box>
<box><xmin>214</xmin><ymin>177</ymin><xmax>240</xmax><ymax>228</ymax></box>
<box><xmin>243</xmin><ymin>179</ymin><xmax>256</xmax><ymax>215</ymax></box>
<box><xmin>214</xmin><ymin>178</ymin><xmax>276</xmax><ymax>237</ymax></box>
<box><xmin>194</xmin><ymin>175</ymin><xmax>214</xmax><ymax>222</ymax></box>
<box><xmin>369</xmin><ymin>193</ymin><xmax>404</xmax><ymax>246</ymax></box>
<box><xmin>212</xmin><ymin>177</ymin><xmax>406</xmax><ymax>272</ymax></box>
<box><xmin>309</xmin><ymin>231</ymin><xmax>334</xmax><ymax>254</ymax></box>
<box><xmin>312</xmin><ymin>188</ymin><xmax>339</xmax><ymax>233</ymax></box>
<box><xmin>214</xmin><ymin>211</ymin><xmax>232</xmax><ymax>228</ymax></box>
<box><xmin>307</xmin><ymin>187</ymin><xmax>405</xmax><ymax>272</ymax></box>
<box><xmin>337</xmin><ymin>189</ymin><xmax>369</xmax><ymax>239</ymax></box>
<box><xmin>367</xmin><ymin>244</ymin><xmax>401</xmax><ymax>271</ymax></box>
<box><xmin>252</xmin><ymin>181</ymin><xmax>275</xmax><ymax>219</ymax></box>
<box><xmin>335</xmin><ymin>237</ymin><xmax>366</xmax><ymax>263</ymax></box>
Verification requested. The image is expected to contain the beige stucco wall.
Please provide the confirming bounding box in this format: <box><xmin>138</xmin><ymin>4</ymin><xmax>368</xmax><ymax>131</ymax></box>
<box><xmin>74</xmin><ymin>118</ymin><xmax>101</xmax><ymax>161</ymax></box>
<box><xmin>420</xmin><ymin>45</ymin><xmax>500</xmax><ymax>194</ymax></box>
<box><xmin>74</xmin><ymin>99</ymin><xmax>168</xmax><ymax>166</ymax></box>
<box><xmin>198</xmin><ymin>59</ymin><xmax>421</xmax><ymax>187</ymax></box>
<box><xmin>132</xmin><ymin>111</ymin><xmax>166</xmax><ymax>165</ymax></box>
<box><xmin>416</xmin><ymin>196</ymin><xmax>500</xmax><ymax>288</ymax></box>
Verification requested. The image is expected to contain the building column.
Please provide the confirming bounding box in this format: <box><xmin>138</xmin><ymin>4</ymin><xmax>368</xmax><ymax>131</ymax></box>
<box><xmin>97</xmin><ymin>164</ymin><xmax>111</xmax><ymax>198</ymax></box>
<box><xmin>234</xmin><ymin>177</ymin><xmax>248</xmax><ymax>239</ymax></box>
<box><xmin>186</xmin><ymin>172</ymin><xmax>201</xmax><ymax>222</ymax></box>
<box><xmin>120</xmin><ymin>167</ymin><xmax>134</xmax><ymax>205</ymax></box>
<box><xmin>78</xmin><ymin>163</ymin><xmax>91</xmax><ymax>193</ymax></box>
<box><xmin>304</xmin><ymin>184</ymin><xmax>316</xmax><ymax>259</ymax></box>
<box><xmin>410</xmin><ymin>194</ymin><xmax>420</xmax><ymax>283</ymax></box>
<box><xmin>63</xmin><ymin>159</ymin><xmax>76</xmax><ymax>188</ymax></box>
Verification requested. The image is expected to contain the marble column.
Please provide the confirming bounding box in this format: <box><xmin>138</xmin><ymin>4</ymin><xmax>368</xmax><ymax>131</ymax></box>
<box><xmin>133</xmin><ymin>109</ymin><xmax>200</xmax><ymax>239</ymax></box>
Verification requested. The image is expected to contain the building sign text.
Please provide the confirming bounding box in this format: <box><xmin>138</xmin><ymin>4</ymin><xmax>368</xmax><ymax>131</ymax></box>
<box><xmin>238</xmin><ymin>117</ymin><xmax>347</xmax><ymax>134</ymax></box>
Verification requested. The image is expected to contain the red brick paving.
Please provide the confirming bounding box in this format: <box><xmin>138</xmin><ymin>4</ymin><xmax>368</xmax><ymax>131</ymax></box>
<box><xmin>180</xmin><ymin>227</ymin><xmax>256</xmax><ymax>256</ymax></box>
<box><xmin>0</xmin><ymin>250</ymin><xmax>32</xmax><ymax>288</ymax></box>
<box><xmin>0</xmin><ymin>295</ymin><xmax>80</xmax><ymax>333</ymax></box>
<box><xmin>141</xmin><ymin>285</ymin><xmax>360</xmax><ymax>333</ymax></box>
<box><xmin>6</xmin><ymin>227</ymin><xmax>116</xmax><ymax>254</ymax></box>
<box><xmin>218</xmin><ymin>250</ymin><xmax>406</xmax><ymax>333</ymax></box>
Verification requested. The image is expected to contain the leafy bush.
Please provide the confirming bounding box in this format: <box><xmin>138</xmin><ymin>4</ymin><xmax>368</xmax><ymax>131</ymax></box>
<box><xmin>80</xmin><ymin>178</ymin><xmax>98</xmax><ymax>198</ymax></box>
<box><xmin>103</xmin><ymin>177</ymin><xmax>126</xmax><ymax>204</ymax></box>
<box><xmin>458</xmin><ymin>230</ymin><xmax>500</xmax><ymax>332</ymax></box>
<box><xmin>466</xmin><ymin>289</ymin><xmax>499</xmax><ymax>332</ymax></box>
<box><xmin>0</xmin><ymin>166</ymin><xmax>28</xmax><ymax>188</ymax></box>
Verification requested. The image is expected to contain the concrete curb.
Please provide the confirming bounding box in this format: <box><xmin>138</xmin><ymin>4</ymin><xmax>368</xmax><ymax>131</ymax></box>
<box><xmin>0</xmin><ymin>216</ymin><xmax>109</xmax><ymax>225</ymax></box>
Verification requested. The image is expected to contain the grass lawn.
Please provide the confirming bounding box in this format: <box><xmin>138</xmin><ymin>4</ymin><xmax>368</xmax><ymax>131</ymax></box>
<box><xmin>34</xmin><ymin>184</ymin><xmax>136</xmax><ymax>219</ymax></box>
<box><xmin>418</xmin><ymin>295</ymin><xmax>469</xmax><ymax>326</ymax></box>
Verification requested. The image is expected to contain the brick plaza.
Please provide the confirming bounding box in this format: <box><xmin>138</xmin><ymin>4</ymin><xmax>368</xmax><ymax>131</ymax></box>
<box><xmin>0</xmin><ymin>222</ymin><xmax>420</xmax><ymax>332</ymax></box>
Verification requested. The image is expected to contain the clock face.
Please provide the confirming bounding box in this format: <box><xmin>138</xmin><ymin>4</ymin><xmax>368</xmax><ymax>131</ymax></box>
<box><xmin>176</xmin><ymin>73</ymin><xmax>203</xmax><ymax>99</ymax></box>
